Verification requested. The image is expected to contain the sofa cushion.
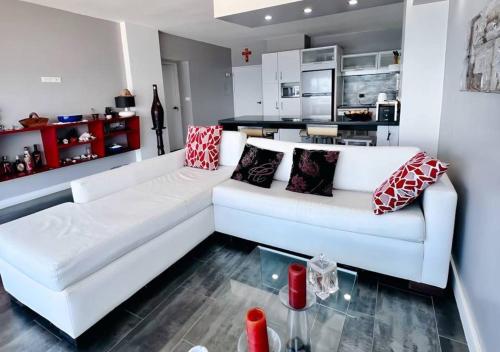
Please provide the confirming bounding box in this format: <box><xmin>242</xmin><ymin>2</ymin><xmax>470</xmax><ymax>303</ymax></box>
<box><xmin>231</xmin><ymin>144</ymin><xmax>284</xmax><ymax>188</ymax></box>
<box><xmin>246</xmin><ymin>138</ymin><xmax>420</xmax><ymax>193</ymax></box>
<box><xmin>185</xmin><ymin>125</ymin><xmax>223</xmax><ymax>170</ymax></box>
<box><xmin>213</xmin><ymin>179</ymin><xmax>425</xmax><ymax>243</ymax></box>
<box><xmin>286</xmin><ymin>148</ymin><xmax>340</xmax><ymax>197</ymax></box>
<box><xmin>0</xmin><ymin>166</ymin><xmax>233</xmax><ymax>291</ymax></box>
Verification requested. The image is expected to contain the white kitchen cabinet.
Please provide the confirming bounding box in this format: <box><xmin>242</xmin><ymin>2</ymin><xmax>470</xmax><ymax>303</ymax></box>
<box><xmin>263</xmin><ymin>82</ymin><xmax>280</xmax><ymax>116</ymax></box>
<box><xmin>278</xmin><ymin>50</ymin><xmax>301</xmax><ymax>83</ymax></box>
<box><xmin>280</xmin><ymin>97</ymin><xmax>301</xmax><ymax>117</ymax></box>
<box><xmin>262</xmin><ymin>53</ymin><xmax>278</xmax><ymax>84</ymax></box>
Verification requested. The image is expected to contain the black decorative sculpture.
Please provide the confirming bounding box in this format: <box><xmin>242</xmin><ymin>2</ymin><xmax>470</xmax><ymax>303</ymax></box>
<box><xmin>151</xmin><ymin>84</ymin><xmax>166</xmax><ymax>155</ymax></box>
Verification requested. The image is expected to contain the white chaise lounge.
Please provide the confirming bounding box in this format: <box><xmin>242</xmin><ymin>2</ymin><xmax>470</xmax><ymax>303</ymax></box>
<box><xmin>0</xmin><ymin>131</ymin><xmax>457</xmax><ymax>339</ymax></box>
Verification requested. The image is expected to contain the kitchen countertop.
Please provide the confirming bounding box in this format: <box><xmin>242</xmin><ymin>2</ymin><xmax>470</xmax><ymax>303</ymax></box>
<box><xmin>219</xmin><ymin>115</ymin><xmax>399</xmax><ymax>131</ymax></box>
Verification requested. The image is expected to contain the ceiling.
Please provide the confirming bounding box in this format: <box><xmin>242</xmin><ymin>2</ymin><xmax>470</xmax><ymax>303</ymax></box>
<box><xmin>20</xmin><ymin>0</ymin><xmax>404</xmax><ymax>48</ymax></box>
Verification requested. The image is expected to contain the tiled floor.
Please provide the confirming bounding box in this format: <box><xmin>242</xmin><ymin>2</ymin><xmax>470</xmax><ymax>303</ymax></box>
<box><xmin>0</xmin><ymin>234</ymin><xmax>468</xmax><ymax>352</ymax></box>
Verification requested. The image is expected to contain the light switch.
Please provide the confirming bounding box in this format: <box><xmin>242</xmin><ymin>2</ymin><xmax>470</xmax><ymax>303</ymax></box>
<box><xmin>41</xmin><ymin>76</ymin><xmax>62</xmax><ymax>83</ymax></box>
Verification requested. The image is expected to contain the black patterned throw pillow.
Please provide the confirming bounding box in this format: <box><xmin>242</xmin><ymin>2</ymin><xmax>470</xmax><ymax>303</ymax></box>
<box><xmin>231</xmin><ymin>144</ymin><xmax>284</xmax><ymax>188</ymax></box>
<box><xmin>286</xmin><ymin>148</ymin><xmax>340</xmax><ymax>197</ymax></box>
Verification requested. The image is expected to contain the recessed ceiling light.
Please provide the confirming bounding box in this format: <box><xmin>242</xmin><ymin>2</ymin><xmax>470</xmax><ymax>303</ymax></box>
<box><xmin>304</xmin><ymin>7</ymin><xmax>312</xmax><ymax>14</ymax></box>
<box><xmin>348</xmin><ymin>0</ymin><xmax>358</xmax><ymax>5</ymax></box>
<box><xmin>265</xmin><ymin>14</ymin><xmax>272</xmax><ymax>21</ymax></box>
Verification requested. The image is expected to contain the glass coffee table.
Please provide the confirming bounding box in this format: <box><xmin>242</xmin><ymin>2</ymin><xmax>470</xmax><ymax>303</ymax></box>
<box><xmin>184</xmin><ymin>245</ymin><xmax>358</xmax><ymax>351</ymax></box>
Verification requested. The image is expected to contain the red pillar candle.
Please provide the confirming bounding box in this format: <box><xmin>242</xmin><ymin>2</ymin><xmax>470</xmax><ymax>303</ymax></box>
<box><xmin>288</xmin><ymin>263</ymin><xmax>306</xmax><ymax>309</ymax></box>
<box><xmin>246</xmin><ymin>307</ymin><xmax>270</xmax><ymax>352</ymax></box>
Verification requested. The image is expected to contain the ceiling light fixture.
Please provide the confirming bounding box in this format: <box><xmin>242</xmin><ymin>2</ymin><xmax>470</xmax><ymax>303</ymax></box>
<box><xmin>265</xmin><ymin>14</ymin><xmax>273</xmax><ymax>21</ymax></box>
<box><xmin>348</xmin><ymin>0</ymin><xmax>358</xmax><ymax>5</ymax></box>
<box><xmin>304</xmin><ymin>7</ymin><xmax>312</xmax><ymax>14</ymax></box>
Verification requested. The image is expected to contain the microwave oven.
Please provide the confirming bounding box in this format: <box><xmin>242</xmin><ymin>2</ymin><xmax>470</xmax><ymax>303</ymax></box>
<box><xmin>281</xmin><ymin>83</ymin><xmax>300</xmax><ymax>98</ymax></box>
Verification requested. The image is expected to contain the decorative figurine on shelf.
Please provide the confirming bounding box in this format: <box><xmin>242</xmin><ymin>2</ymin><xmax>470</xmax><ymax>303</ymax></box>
<box><xmin>115</xmin><ymin>89</ymin><xmax>136</xmax><ymax>118</ymax></box>
<box><xmin>32</xmin><ymin>144</ymin><xmax>43</xmax><ymax>169</ymax></box>
<box><xmin>23</xmin><ymin>147</ymin><xmax>34</xmax><ymax>173</ymax></box>
<box><xmin>14</xmin><ymin>155</ymin><xmax>25</xmax><ymax>174</ymax></box>
<box><xmin>1</xmin><ymin>156</ymin><xmax>13</xmax><ymax>177</ymax></box>
<box><xmin>151</xmin><ymin>84</ymin><xmax>166</xmax><ymax>156</ymax></box>
<box><xmin>78</xmin><ymin>132</ymin><xmax>96</xmax><ymax>142</ymax></box>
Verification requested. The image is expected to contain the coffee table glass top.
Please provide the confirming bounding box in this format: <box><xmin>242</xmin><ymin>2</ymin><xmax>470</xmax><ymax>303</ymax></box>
<box><xmin>189</xmin><ymin>246</ymin><xmax>358</xmax><ymax>351</ymax></box>
<box><xmin>259</xmin><ymin>247</ymin><xmax>357</xmax><ymax>313</ymax></box>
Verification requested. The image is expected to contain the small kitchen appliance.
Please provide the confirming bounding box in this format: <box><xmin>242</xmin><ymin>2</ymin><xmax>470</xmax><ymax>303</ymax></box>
<box><xmin>376</xmin><ymin>100</ymin><xmax>400</xmax><ymax>122</ymax></box>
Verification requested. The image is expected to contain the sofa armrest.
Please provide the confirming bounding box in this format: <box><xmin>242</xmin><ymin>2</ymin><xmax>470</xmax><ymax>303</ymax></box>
<box><xmin>421</xmin><ymin>174</ymin><xmax>458</xmax><ymax>288</ymax></box>
<box><xmin>71</xmin><ymin>149</ymin><xmax>186</xmax><ymax>203</ymax></box>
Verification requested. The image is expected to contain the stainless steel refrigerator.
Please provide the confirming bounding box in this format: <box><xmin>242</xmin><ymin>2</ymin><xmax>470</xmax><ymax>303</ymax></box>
<box><xmin>301</xmin><ymin>70</ymin><xmax>333</xmax><ymax>121</ymax></box>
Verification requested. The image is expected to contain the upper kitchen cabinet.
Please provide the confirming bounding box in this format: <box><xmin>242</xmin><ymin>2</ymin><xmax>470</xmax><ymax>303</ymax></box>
<box><xmin>301</xmin><ymin>46</ymin><xmax>340</xmax><ymax>71</ymax></box>
<box><xmin>262</xmin><ymin>53</ymin><xmax>279</xmax><ymax>83</ymax></box>
<box><xmin>277</xmin><ymin>50</ymin><xmax>301</xmax><ymax>83</ymax></box>
<box><xmin>342</xmin><ymin>53</ymin><xmax>378</xmax><ymax>71</ymax></box>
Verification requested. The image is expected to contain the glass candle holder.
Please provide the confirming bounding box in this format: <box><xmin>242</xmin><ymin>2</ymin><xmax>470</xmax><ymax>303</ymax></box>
<box><xmin>307</xmin><ymin>253</ymin><xmax>339</xmax><ymax>300</ymax></box>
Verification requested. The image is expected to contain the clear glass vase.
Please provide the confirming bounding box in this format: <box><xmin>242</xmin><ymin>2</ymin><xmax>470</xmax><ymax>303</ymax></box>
<box><xmin>286</xmin><ymin>309</ymin><xmax>311</xmax><ymax>352</ymax></box>
<box><xmin>307</xmin><ymin>253</ymin><xmax>339</xmax><ymax>300</ymax></box>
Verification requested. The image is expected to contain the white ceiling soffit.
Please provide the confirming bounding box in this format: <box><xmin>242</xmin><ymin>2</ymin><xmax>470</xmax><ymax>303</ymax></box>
<box><xmin>19</xmin><ymin>0</ymin><xmax>404</xmax><ymax>48</ymax></box>
<box><xmin>213</xmin><ymin>0</ymin><xmax>301</xmax><ymax>18</ymax></box>
<box><xmin>217</xmin><ymin>0</ymin><xmax>403</xmax><ymax>28</ymax></box>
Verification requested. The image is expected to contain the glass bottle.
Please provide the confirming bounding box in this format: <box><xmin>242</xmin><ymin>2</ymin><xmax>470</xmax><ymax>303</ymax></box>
<box><xmin>32</xmin><ymin>144</ymin><xmax>43</xmax><ymax>169</ymax></box>
<box><xmin>151</xmin><ymin>84</ymin><xmax>165</xmax><ymax>155</ymax></box>
<box><xmin>14</xmin><ymin>155</ymin><xmax>25</xmax><ymax>174</ymax></box>
<box><xmin>23</xmin><ymin>147</ymin><xmax>33</xmax><ymax>173</ymax></box>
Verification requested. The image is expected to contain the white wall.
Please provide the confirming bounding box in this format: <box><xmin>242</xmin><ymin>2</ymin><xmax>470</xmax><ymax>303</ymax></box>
<box><xmin>120</xmin><ymin>22</ymin><xmax>169</xmax><ymax>159</ymax></box>
<box><xmin>398</xmin><ymin>0</ymin><xmax>449</xmax><ymax>156</ymax></box>
<box><xmin>438</xmin><ymin>1</ymin><xmax>500</xmax><ymax>351</ymax></box>
<box><xmin>0</xmin><ymin>0</ymin><xmax>136</xmax><ymax>207</ymax></box>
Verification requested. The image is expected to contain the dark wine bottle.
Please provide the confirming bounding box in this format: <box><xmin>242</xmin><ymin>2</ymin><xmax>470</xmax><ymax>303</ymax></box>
<box><xmin>151</xmin><ymin>84</ymin><xmax>166</xmax><ymax>155</ymax></box>
<box><xmin>32</xmin><ymin>144</ymin><xmax>43</xmax><ymax>169</ymax></box>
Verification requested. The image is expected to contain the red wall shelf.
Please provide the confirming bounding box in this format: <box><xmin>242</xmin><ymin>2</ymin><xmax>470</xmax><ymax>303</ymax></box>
<box><xmin>0</xmin><ymin>116</ymin><xmax>140</xmax><ymax>183</ymax></box>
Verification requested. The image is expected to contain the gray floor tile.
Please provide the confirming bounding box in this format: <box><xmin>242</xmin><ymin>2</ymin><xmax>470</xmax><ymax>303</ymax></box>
<box><xmin>0</xmin><ymin>322</ymin><xmax>60</xmax><ymax>352</ymax></box>
<box><xmin>171</xmin><ymin>340</ymin><xmax>194</xmax><ymax>352</ymax></box>
<box><xmin>111</xmin><ymin>285</ymin><xmax>210</xmax><ymax>352</ymax></box>
<box><xmin>433</xmin><ymin>294</ymin><xmax>467</xmax><ymax>344</ymax></box>
<box><xmin>311</xmin><ymin>308</ymin><xmax>346</xmax><ymax>352</ymax></box>
<box><xmin>373</xmin><ymin>285</ymin><xmax>440</xmax><ymax>352</ymax></box>
<box><xmin>0</xmin><ymin>302</ymin><xmax>38</xmax><ymax>347</ymax></box>
<box><xmin>439</xmin><ymin>337</ymin><xmax>469</xmax><ymax>352</ymax></box>
<box><xmin>338</xmin><ymin>312</ymin><xmax>374</xmax><ymax>352</ymax></box>
<box><xmin>41</xmin><ymin>309</ymin><xmax>141</xmax><ymax>352</ymax></box>
<box><xmin>348</xmin><ymin>274</ymin><xmax>378</xmax><ymax>316</ymax></box>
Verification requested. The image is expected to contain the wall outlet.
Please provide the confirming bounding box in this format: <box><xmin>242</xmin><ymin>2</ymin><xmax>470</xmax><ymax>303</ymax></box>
<box><xmin>41</xmin><ymin>76</ymin><xmax>62</xmax><ymax>83</ymax></box>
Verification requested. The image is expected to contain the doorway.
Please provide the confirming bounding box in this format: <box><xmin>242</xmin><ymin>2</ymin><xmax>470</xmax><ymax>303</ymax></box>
<box><xmin>232</xmin><ymin>65</ymin><xmax>263</xmax><ymax>116</ymax></box>
<box><xmin>162</xmin><ymin>61</ymin><xmax>185</xmax><ymax>151</ymax></box>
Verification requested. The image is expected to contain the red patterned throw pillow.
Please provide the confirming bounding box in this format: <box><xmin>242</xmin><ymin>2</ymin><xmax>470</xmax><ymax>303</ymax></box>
<box><xmin>373</xmin><ymin>152</ymin><xmax>448</xmax><ymax>215</ymax></box>
<box><xmin>185</xmin><ymin>125</ymin><xmax>223</xmax><ymax>170</ymax></box>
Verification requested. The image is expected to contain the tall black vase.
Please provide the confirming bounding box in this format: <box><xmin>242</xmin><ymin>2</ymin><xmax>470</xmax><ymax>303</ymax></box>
<box><xmin>151</xmin><ymin>84</ymin><xmax>166</xmax><ymax>155</ymax></box>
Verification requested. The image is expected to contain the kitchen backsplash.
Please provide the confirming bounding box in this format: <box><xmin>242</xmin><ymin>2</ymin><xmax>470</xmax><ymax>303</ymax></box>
<box><xmin>342</xmin><ymin>73</ymin><xmax>399</xmax><ymax>106</ymax></box>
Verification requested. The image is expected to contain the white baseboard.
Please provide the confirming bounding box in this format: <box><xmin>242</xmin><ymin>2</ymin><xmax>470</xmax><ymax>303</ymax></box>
<box><xmin>451</xmin><ymin>257</ymin><xmax>483</xmax><ymax>352</ymax></box>
<box><xmin>0</xmin><ymin>182</ymin><xmax>70</xmax><ymax>209</ymax></box>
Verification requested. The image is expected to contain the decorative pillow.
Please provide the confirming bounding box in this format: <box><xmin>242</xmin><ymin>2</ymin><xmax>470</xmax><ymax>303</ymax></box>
<box><xmin>185</xmin><ymin>125</ymin><xmax>223</xmax><ymax>170</ymax></box>
<box><xmin>231</xmin><ymin>144</ymin><xmax>284</xmax><ymax>188</ymax></box>
<box><xmin>286</xmin><ymin>148</ymin><xmax>340</xmax><ymax>197</ymax></box>
<box><xmin>373</xmin><ymin>152</ymin><xmax>448</xmax><ymax>215</ymax></box>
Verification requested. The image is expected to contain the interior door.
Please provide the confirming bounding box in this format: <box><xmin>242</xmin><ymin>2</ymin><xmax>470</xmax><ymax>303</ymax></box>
<box><xmin>278</xmin><ymin>50</ymin><xmax>301</xmax><ymax>83</ymax></box>
<box><xmin>162</xmin><ymin>63</ymin><xmax>184</xmax><ymax>151</ymax></box>
<box><xmin>232</xmin><ymin>65</ymin><xmax>263</xmax><ymax>116</ymax></box>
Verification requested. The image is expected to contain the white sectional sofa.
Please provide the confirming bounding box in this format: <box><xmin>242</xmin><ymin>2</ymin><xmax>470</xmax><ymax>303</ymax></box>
<box><xmin>0</xmin><ymin>131</ymin><xmax>457</xmax><ymax>339</ymax></box>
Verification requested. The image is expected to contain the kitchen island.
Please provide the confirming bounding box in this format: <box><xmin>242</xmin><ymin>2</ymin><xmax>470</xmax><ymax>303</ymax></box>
<box><xmin>218</xmin><ymin>115</ymin><xmax>398</xmax><ymax>132</ymax></box>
